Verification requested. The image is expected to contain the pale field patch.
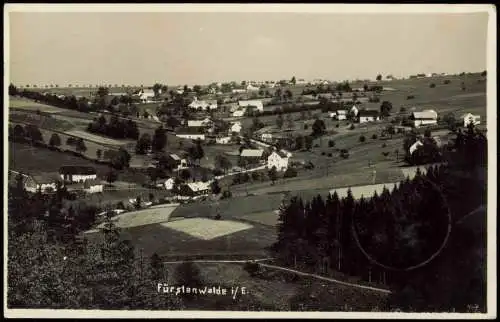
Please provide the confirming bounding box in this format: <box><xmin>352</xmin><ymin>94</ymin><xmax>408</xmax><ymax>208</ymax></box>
<box><xmin>64</xmin><ymin>129</ymin><xmax>130</xmax><ymax>146</ymax></box>
<box><xmin>9</xmin><ymin>97</ymin><xmax>66</xmax><ymax>114</ymax></box>
<box><xmin>160</xmin><ymin>218</ymin><xmax>253</xmax><ymax>240</ymax></box>
<box><xmin>96</xmin><ymin>204</ymin><xmax>179</xmax><ymax>229</ymax></box>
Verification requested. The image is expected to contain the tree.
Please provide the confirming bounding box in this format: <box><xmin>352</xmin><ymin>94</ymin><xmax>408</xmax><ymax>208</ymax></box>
<box><xmin>75</xmin><ymin>138</ymin><xmax>87</xmax><ymax>154</ymax></box>
<box><xmin>9</xmin><ymin>83</ymin><xmax>18</xmax><ymax>96</ymax></box>
<box><xmin>376</xmin><ymin>74</ymin><xmax>382</xmax><ymax>81</ymax></box>
<box><xmin>311</xmin><ymin>119</ymin><xmax>326</xmax><ymax>137</ymax></box>
<box><xmin>135</xmin><ymin>133</ymin><xmax>152</xmax><ymax>155</ymax></box>
<box><xmin>96</xmin><ymin>149</ymin><xmax>103</xmax><ymax>160</ymax></box>
<box><xmin>215</xmin><ymin>155</ymin><xmax>232</xmax><ymax>174</ymax></box>
<box><xmin>48</xmin><ymin>133</ymin><xmax>61</xmax><ymax>148</ymax></box>
<box><xmin>106</xmin><ymin>169</ymin><xmax>118</xmax><ymax>185</ymax></box>
<box><xmin>152</xmin><ymin>126</ymin><xmax>167</xmax><ymax>153</ymax></box>
<box><xmin>180</xmin><ymin>169</ymin><xmax>191</xmax><ymax>182</ymax></box>
<box><xmin>481</xmin><ymin>70</ymin><xmax>487</xmax><ymax>77</ymax></box>
<box><xmin>25</xmin><ymin>124</ymin><xmax>43</xmax><ymax>144</ymax></box>
<box><xmin>110</xmin><ymin>148</ymin><xmax>131</xmax><ymax>170</ymax></box>
<box><xmin>210</xmin><ymin>180</ymin><xmax>222</xmax><ymax>195</ymax></box>
<box><xmin>152</xmin><ymin>83</ymin><xmax>163</xmax><ymax>98</ymax></box>
<box><xmin>304</xmin><ymin>136</ymin><xmax>314</xmax><ymax>151</ymax></box>
<box><xmin>295</xmin><ymin>136</ymin><xmax>305</xmax><ymax>151</ymax></box>
<box><xmin>268</xmin><ymin>166</ymin><xmax>278</xmax><ymax>185</ymax></box>
<box><xmin>276</xmin><ymin>114</ymin><xmax>284</xmax><ymax>129</ymax></box>
<box><xmin>328</xmin><ymin>140</ymin><xmax>335</xmax><ymax>148</ymax></box>
<box><xmin>291</xmin><ymin>76</ymin><xmax>296</xmax><ymax>85</ymax></box>
<box><xmin>359</xmin><ymin>135</ymin><xmax>366</xmax><ymax>143</ymax></box>
<box><xmin>380</xmin><ymin>101</ymin><xmax>393</xmax><ymax>117</ymax></box>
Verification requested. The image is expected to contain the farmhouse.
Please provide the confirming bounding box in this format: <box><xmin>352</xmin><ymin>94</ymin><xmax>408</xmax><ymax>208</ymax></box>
<box><xmin>246</xmin><ymin>84</ymin><xmax>260</xmax><ymax>92</ymax></box>
<box><xmin>261</xmin><ymin>133</ymin><xmax>273</xmax><ymax>142</ymax></box>
<box><xmin>179</xmin><ymin>181</ymin><xmax>211</xmax><ymax>197</ymax></box>
<box><xmin>238</xmin><ymin>99</ymin><xmax>264</xmax><ymax>112</ymax></box>
<box><xmin>168</xmin><ymin>154</ymin><xmax>189</xmax><ymax>171</ymax></box>
<box><xmin>187</xmin><ymin>117</ymin><xmax>213</xmax><ymax>127</ymax></box>
<box><xmin>411</xmin><ymin>110</ymin><xmax>438</xmax><ymax>128</ymax></box>
<box><xmin>59</xmin><ymin>166</ymin><xmax>97</xmax><ymax>183</ymax></box>
<box><xmin>9</xmin><ymin>171</ymin><xmax>59</xmax><ymax>193</ymax></box>
<box><xmin>216</xmin><ymin>136</ymin><xmax>232</xmax><ymax>144</ymax></box>
<box><xmin>267</xmin><ymin>151</ymin><xmax>289</xmax><ymax>172</ymax></box>
<box><xmin>358</xmin><ymin>110</ymin><xmax>380</xmax><ymax>123</ymax></box>
<box><xmin>232</xmin><ymin>109</ymin><xmax>246</xmax><ymax>117</ymax></box>
<box><xmin>229</xmin><ymin>121</ymin><xmax>242</xmax><ymax>134</ymax></box>
<box><xmin>175</xmin><ymin>127</ymin><xmax>206</xmax><ymax>140</ymax></box>
<box><xmin>83</xmin><ymin>179</ymin><xmax>104</xmax><ymax>194</ymax></box>
<box><xmin>136</xmin><ymin>89</ymin><xmax>156</xmax><ymax>103</ymax></box>
<box><xmin>462</xmin><ymin>113</ymin><xmax>481</xmax><ymax>127</ymax></box>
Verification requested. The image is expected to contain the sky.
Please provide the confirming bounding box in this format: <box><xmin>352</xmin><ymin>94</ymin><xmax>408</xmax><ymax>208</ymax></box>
<box><xmin>8</xmin><ymin>10</ymin><xmax>489</xmax><ymax>87</ymax></box>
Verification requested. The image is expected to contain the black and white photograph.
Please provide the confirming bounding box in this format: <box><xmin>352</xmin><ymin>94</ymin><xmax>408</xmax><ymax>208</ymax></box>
<box><xmin>4</xmin><ymin>4</ymin><xmax>496</xmax><ymax>319</ymax></box>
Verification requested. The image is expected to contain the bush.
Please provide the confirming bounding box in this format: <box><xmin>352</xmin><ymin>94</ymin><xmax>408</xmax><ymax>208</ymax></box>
<box><xmin>221</xmin><ymin>190</ymin><xmax>232</xmax><ymax>199</ymax></box>
<box><xmin>283</xmin><ymin>167</ymin><xmax>298</xmax><ymax>178</ymax></box>
<box><xmin>400</xmin><ymin>107</ymin><xmax>407</xmax><ymax>113</ymax></box>
<box><xmin>382</xmin><ymin>151</ymin><xmax>390</xmax><ymax>157</ymax></box>
<box><xmin>371</xmin><ymin>134</ymin><xmax>378</xmax><ymax>140</ymax></box>
<box><xmin>443</xmin><ymin>79</ymin><xmax>451</xmax><ymax>84</ymax></box>
<box><xmin>382</xmin><ymin>143</ymin><xmax>387</xmax><ymax>148</ymax></box>
<box><xmin>327</xmin><ymin>153</ymin><xmax>333</xmax><ymax>157</ymax></box>
<box><xmin>429</xmin><ymin>83</ymin><xmax>436</xmax><ymax>88</ymax></box>
<box><xmin>321</xmin><ymin>152</ymin><xmax>326</xmax><ymax>156</ymax></box>
<box><xmin>335</xmin><ymin>123</ymin><xmax>339</xmax><ymax>128</ymax></box>
<box><xmin>303</xmin><ymin>124</ymin><xmax>308</xmax><ymax>130</ymax></box>
<box><xmin>349</xmin><ymin>124</ymin><xmax>355</xmax><ymax>130</ymax></box>
<box><xmin>328</xmin><ymin>140</ymin><xmax>335</xmax><ymax>147</ymax></box>
<box><xmin>359</xmin><ymin>135</ymin><xmax>366</xmax><ymax>142</ymax></box>
<box><xmin>406</xmin><ymin>95</ymin><xmax>415</xmax><ymax>100</ymax></box>
<box><xmin>243</xmin><ymin>261</ymin><xmax>260</xmax><ymax>277</ymax></box>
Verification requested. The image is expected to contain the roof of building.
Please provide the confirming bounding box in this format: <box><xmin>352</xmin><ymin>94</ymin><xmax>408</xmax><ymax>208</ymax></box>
<box><xmin>412</xmin><ymin>110</ymin><xmax>438</xmax><ymax>119</ymax></box>
<box><xmin>269</xmin><ymin>150</ymin><xmax>289</xmax><ymax>158</ymax></box>
<box><xmin>83</xmin><ymin>179</ymin><xmax>103</xmax><ymax>187</ymax></box>
<box><xmin>31</xmin><ymin>173</ymin><xmax>60</xmax><ymax>184</ymax></box>
<box><xmin>240</xmin><ymin>149</ymin><xmax>264</xmax><ymax>157</ymax></box>
<box><xmin>187</xmin><ymin>181</ymin><xmax>211</xmax><ymax>192</ymax></box>
<box><xmin>461</xmin><ymin>113</ymin><xmax>480</xmax><ymax>119</ymax></box>
<box><xmin>358</xmin><ymin>109</ymin><xmax>379</xmax><ymax>117</ymax></box>
<box><xmin>59</xmin><ymin>166</ymin><xmax>97</xmax><ymax>175</ymax></box>
<box><xmin>170</xmin><ymin>154</ymin><xmax>181</xmax><ymax>161</ymax></box>
<box><xmin>176</xmin><ymin>127</ymin><xmax>206</xmax><ymax>135</ymax></box>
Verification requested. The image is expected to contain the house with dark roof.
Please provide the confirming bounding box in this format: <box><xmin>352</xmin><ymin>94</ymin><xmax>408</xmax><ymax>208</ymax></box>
<box><xmin>9</xmin><ymin>170</ymin><xmax>59</xmax><ymax>193</ymax></box>
<box><xmin>59</xmin><ymin>166</ymin><xmax>97</xmax><ymax>183</ymax></box>
<box><xmin>410</xmin><ymin>110</ymin><xmax>438</xmax><ymax>128</ymax></box>
<box><xmin>358</xmin><ymin>110</ymin><xmax>380</xmax><ymax>123</ymax></box>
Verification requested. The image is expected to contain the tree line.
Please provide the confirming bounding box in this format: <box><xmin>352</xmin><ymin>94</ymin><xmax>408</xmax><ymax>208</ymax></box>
<box><xmin>87</xmin><ymin>115</ymin><xmax>140</xmax><ymax>140</ymax></box>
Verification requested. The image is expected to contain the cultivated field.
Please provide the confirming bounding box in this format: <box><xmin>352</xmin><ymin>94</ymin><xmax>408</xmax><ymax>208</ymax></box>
<box><xmin>9</xmin><ymin>96</ymin><xmax>68</xmax><ymax>114</ymax></box>
<box><xmin>96</xmin><ymin>203</ymin><xmax>179</xmax><ymax>229</ymax></box>
<box><xmin>64</xmin><ymin>129</ymin><xmax>131</xmax><ymax>146</ymax></box>
<box><xmin>160</xmin><ymin>218</ymin><xmax>253</xmax><ymax>240</ymax></box>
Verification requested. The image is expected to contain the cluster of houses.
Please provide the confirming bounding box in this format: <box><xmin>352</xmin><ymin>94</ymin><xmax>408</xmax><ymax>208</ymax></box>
<box><xmin>9</xmin><ymin>166</ymin><xmax>103</xmax><ymax>194</ymax></box>
<box><xmin>328</xmin><ymin>104</ymin><xmax>381</xmax><ymax>123</ymax></box>
<box><xmin>175</xmin><ymin>116</ymin><xmax>242</xmax><ymax>143</ymax></box>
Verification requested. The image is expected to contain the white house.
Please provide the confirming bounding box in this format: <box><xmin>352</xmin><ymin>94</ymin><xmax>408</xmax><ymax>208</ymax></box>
<box><xmin>229</xmin><ymin>121</ymin><xmax>242</xmax><ymax>134</ymax></box>
<box><xmin>164</xmin><ymin>177</ymin><xmax>175</xmax><ymax>190</ymax></box>
<box><xmin>175</xmin><ymin>128</ymin><xmax>206</xmax><ymax>141</ymax></box>
<box><xmin>261</xmin><ymin>133</ymin><xmax>273</xmax><ymax>142</ymax></box>
<box><xmin>358</xmin><ymin>110</ymin><xmax>380</xmax><ymax>123</ymax></box>
<box><xmin>59</xmin><ymin>166</ymin><xmax>97</xmax><ymax>183</ymax></box>
<box><xmin>267</xmin><ymin>151</ymin><xmax>289</xmax><ymax>172</ymax></box>
<box><xmin>232</xmin><ymin>89</ymin><xmax>246</xmax><ymax>94</ymax></box>
<box><xmin>83</xmin><ymin>179</ymin><xmax>104</xmax><ymax>194</ymax></box>
<box><xmin>216</xmin><ymin>136</ymin><xmax>231</xmax><ymax>144</ymax></box>
<box><xmin>411</xmin><ymin>110</ymin><xmax>438</xmax><ymax>128</ymax></box>
<box><xmin>232</xmin><ymin>109</ymin><xmax>246</xmax><ymax>117</ymax></box>
<box><xmin>350</xmin><ymin>105</ymin><xmax>359</xmax><ymax>117</ymax></box>
<box><xmin>188</xmin><ymin>97</ymin><xmax>218</xmax><ymax>110</ymax></box>
<box><xmin>246</xmin><ymin>84</ymin><xmax>260</xmax><ymax>92</ymax></box>
<box><xmin>330</xmin><ymin>110</ymin><xmax>347</xmax><ymax>120</ymax></box>
<box><xmin>409</xmin><ymin>140</ymin><xmax>424</xmax><ymax>155</ymax></box>
<box><xmin>137</xmin><ymin>89</ymin><xmax>156</xmax><ymax>103</ymax></box>
<box><xmin>462</xmin><ymin>113</ymin><xmax>481</xmax><ymax>127</ymax></box>
<box><xmin>238</xmin><ymin>99</ymin><xmax>264</xmax><ymax>112</ymax></box>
